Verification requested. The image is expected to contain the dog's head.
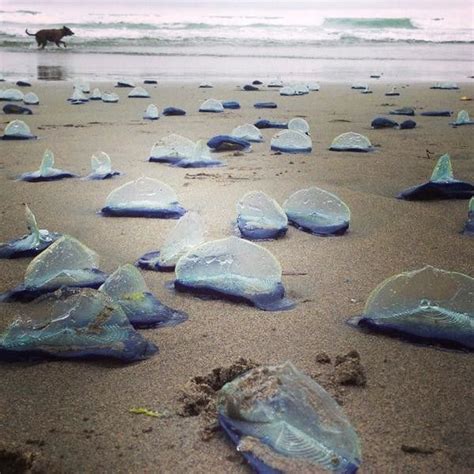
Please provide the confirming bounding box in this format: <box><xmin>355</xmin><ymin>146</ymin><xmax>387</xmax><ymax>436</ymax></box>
<box><xmin>62</xmin><ymin>26</ymin><xmax>74</xmax><ymax>36</ymax></box>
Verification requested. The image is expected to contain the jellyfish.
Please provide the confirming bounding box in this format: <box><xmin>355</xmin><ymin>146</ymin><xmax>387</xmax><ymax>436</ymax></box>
<box><xmin>116</xmin><ymin>80</ymin><xmax>135</xmax><ymax>88</ymax></box>
<box><xmin>0</xmin><ymin>235</ymin><xmax>108</xmax><ymax>302</ymax></box>
<box><xmin>462</xmin><ymin>198</ymin><xmax>474</xmax><ymax>236</ymax></box>
<box><xmin>420</xmin><ymin>111</ymin><xmax>452</xmax><ymax>117</ymax></box>
<box><xmin>162</xmin><ymin>107</ymin><xmax>186</xmax><ymax>116</ymax></box>
<box><xmin>18</xmin><ymin>149</ymin><xmax>77</xmax><ymax>182</ymax></box>
<box><xmin>68</xmin><ymin>88</ymin><xmax>88</xmax><ymax>104</ymax></box>
<box><xmin>128</xmin><ymin>87</ymin><xmax>150</xmax><ymax>98</ymax></box>
<box><xmin>450</xmin><ymin>110</ymin><xmax>474</xmax><ymax>127</ymax></box>
<box><xmin>0</xmin><ymin>88</ymin><xmax>24</xmax><ymax>101</ymax></box>
<box><xmin>86</xmin><ymin>152</ymin><xmax>121</xmax><ymax>180</ymax></box>
<box><xmin>149</xmin><ymin>134</ymin><xmax>195</xmax><ymax>164</ymax></box>
<box><xmin>254</xmin><ymin>119</ymin><xmax>288</xmax><ymax>129</ymax></box>
<box><xmin>102</xmin><ymin>92</ymin><xmax>119</xmax><ymax>103</ymax></box>
<box><xmin>90</xmin><ymin>88</ymin><xmax>102</xmax><ymax>100</ymax></box>
<box><xmin>236</xmin><ymin>191</ymin><xmax>288</xmax><ymax>240</ymax></box>
<box><xmin>3</xmin><ymin>104</ymin><xmax>32</xmax><ymax>115</ymax></box>
<box><xmin>0</xmin><ymin>205</ymin><xmax>61</xmax><ymax>259</ymax></box>
<box><xmin>99</xmin><ymin>264</ymin><xmax>188</xmax><ymax>328</ymax></box>
<box><xmin>270</xmin><ymin>130</ymin><xmax>312</xmax><ymax>153</ymax></box>
<box><xmin>371</xmin><ymin>117</ymin><xmax>398</xmax><ymax>129</ymax></box>
<box><xmin>0</xmin><ymin>289</ymin><xmax>158</xmax><ymax>362</ymax></box>
<box><xmin>283</xmin><ymin>187</ymin><xmax>350</xmax><ymax>236</ymax></box>
<box><xmin>199</xmin><ymin>99</ymin><xmax>224</xmax><ymax>113</ymax></box>
<box><xmin>231</xmin><ymin>124</ymin><xmax>263</xmax><ymax>142</ymax></box>
<box><xmin>174</xmin><ymin>236</ymin><xmax>294</xmax><ymax>311</ymax></box>
<box><xmin>254</xmin><ymin>102</ymin><xmax>277</xmax><ymax>109</ymax></box>
<box><xmin>144</xmin><ymin>104</ymin><xmax>159</xmax><ymax>120</ymax></box>
<box><xmin>389</xmin><ymin>107</ymin><xmax>415</xmax><ymax>116</ymax></box>
<box><xmin>221</xmin><ymin>101</ymin><xmax>241</xmax><ymax>109</ymax></box>
<box><xmin>288</xmin><ymin>118</ymin><xmax>310</xmax><ymax>135</ymax></box>
<box><xmin>23</xmin><ymin>92</ymin><xmax>39</xmax><ymax>105</ymax></box>
<box><xmin>348</xmin><ymin>266</ymin><xmax>473</xmax><ymax>351</ymax></box>
<box><xmin>279</xmin><ymin>86</ymin><xmax>297</xmax><ymax>96</ymax></box>
<box><xmin>397</xmin><ymin>154</ymin><xmax>474</xmax><ymax>200</ymax></box>
<box><xmin>430</xmin><ymin>82</ymin><xmax>459</xmax><ymax>90</ymax></box>
<box><xmin>218</xmin><ymin>362</ymin><xmax>362</xmax><ymax>473</ymax></box>
<box><xmin>101</xmin><ymin>177</ymin><xmax>186</xmax><ymax>218</ymax></box>
<box><xmin>329</xmin><ymin>132</ymin><xmax>373</xmax><ymax>152</ymax></box>
<box><xmin>207</xmin><ymin>135</ymin><xmax>251</xmax><ymax>152</ymax></box>
<box><xmin>1</xmin><ymin>120</ymin><xmax>36</xmax><ymax>140</ymax></box>
<box><xmin>173</xmin><ymin>140</ymin><xmax>223</xmax><ymax>168</ymax></box>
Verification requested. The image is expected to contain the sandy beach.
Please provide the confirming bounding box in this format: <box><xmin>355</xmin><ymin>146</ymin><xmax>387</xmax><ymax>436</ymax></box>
<box><xmin>0</xmin><ymin>80</ymin><xmax>473</xmax><ymax>473</ymax></box>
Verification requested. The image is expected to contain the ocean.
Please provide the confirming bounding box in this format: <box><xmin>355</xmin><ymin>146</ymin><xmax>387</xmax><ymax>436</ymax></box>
<box><xmin>0</xmin><ymin>0</ymin><xmax>473</xmax><ymax>82</ymax></box>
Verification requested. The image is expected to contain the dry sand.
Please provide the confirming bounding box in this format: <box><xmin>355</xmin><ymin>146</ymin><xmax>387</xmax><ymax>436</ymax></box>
<box><xmin>0</xmin><ymin>81</ymin><xmax>473</xmax><ymax>473</ymax></box>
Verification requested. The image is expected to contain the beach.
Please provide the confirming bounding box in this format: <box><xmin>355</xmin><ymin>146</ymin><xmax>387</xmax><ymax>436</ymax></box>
<box><xmin>0</xmin><ymin>80</ymin><xmax>473</xmax><ymax>472</ymax></box>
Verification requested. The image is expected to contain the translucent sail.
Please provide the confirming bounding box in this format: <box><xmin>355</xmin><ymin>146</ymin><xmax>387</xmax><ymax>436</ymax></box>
<box><xmin>231</xmin><ymin>124</ymin><xmax>263</xmax><ymax>142</ymax></box>
<box><xmin>218</xmin><ymin>362</ymin><xmax>362</xmax><ymax>472</ymax></box>
<box><xmin>175</xmin><ymin>236</ymin><xmax>294</xmax><ymax>311</ymax></box>
<box><xmin>348</xmin><ymin>266</ymin><xmax>474</xmax><ymax>350</ymax></box>
<box><xmin>199</xmin><ymin>98</ymin><xmax>224</xmax><ymax>112</ymax></box>
<box><xmin>19</xmin><ymin>150</ymin><xmax>76</xmax><ymax>181</ymax></box>
<box><xmin>144</xmin><ymin>104</ymin><xmax>159</xmax><ymax>120</ymax></box>
<box><xmin>330</xmin><ymin>132</ymin><xmax>373</xmax><ymax>152</ymax></box>
<box><xmin>87</xmin><ymin>151</ymin><xmax>120</xmax><ymax>180</ymax></box>
<box><xmin>23</xmin><ymin>92</ymin><xmax>39</xmax><ymax>105</ymax></box>
<box><xmin>149</xmin><ymin>134</ymin><xmax>195</xmax><ymax>163</ymax></box>
<box><xmin>284</xmin><ymin>187</ymin><xmax>350</xmax><ymax>235</ymax></box>
<box><xmin>288</xmin><ymin>118</ymin><xmax>310</xmax><ymax>135</ymax></box>
<box><xmin>128</xmin><ymin>87</ymin><xmax>150</xmax><ymax>98</ymax></box>
<box><xmin>2</xmin><ymin>120</ymin><xmax>35</xmax><ymax>139</ymax></box>
<box><xmin>271</xmin><ymin>130</ymin><xmax>312</xmax><ymax>153</ymax></box>
<box><xmin>236</xmin><ymin>191</ymin><xmax>288</xmax><ymax>240</ymax></box>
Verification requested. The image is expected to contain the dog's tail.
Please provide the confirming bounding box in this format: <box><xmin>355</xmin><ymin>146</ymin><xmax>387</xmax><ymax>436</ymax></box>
<box><xmin>25</xmin><ymin>29</ymin><xmax>35</xmax><ymax>36</ymax></box>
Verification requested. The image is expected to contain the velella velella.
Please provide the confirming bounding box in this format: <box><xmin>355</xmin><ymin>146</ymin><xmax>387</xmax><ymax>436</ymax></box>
<box><xmin>99</xmin><ymin>264</ymin><xmax>187</xmax><ymax>328</ymax></box>
<box><xmin>294</xmin><ymin>84</ymin><xmax>310</xmax><ymax>95</ymax></box>
<box><xmin>242</xmin><ymin>84</ymin><xmax>259</xmax><ymax>91</ymax></box>
<box><xmin>144</xmin><ymin>104</ymin><xmax>159</xmax><ymax>120</ymax></box>
<box><xmin>329</xmin><ymin>132</ymin><xmax>373</xmax><ymax>152</ymax></box>
<box><xmin>0</xmin><ymin>204</ymin><xmax>61</xmax><ymax>259</ymax></box>
<box><xmin>307</xmin><ymin>82</ymin><xmax>320</xmax><ymax>91</ymax></box>
<box><xmin>271</xmin><ymin>130</ymin><xmax>312</xmax><ymax>153</ymax></box>
<box><xmin>450</xmin><ymin>110</ymin><xmax>474</xmax><ymax>126</ymax></box>
<box><xmin>144</xmin><ymin>79</ymin><xmax>157</xmax><ymax>84</ymax></box>
<box><xmin>101</xmin><ymin>177</ymin><xmax>186</xmax><ymax>218</ymax></box>
<box><xmin>90</xmin><ymin>88</ymin><xmax>102</xmax><ymax>100</ymax></box>
<box><xmin>102</xmin><ymin>92</ymin><xmax>119</xmax><ymax>103</ymax></box>
<box><xmin>348</xmin><ymin>266</ymin><xmax>474</xmax><ymax>351</ymax></box>
<box><xmin>137</xmin><ymin>212</ymin><xmax>206</xmax><ymax>271</ymax></box>
<box><xmin>254</xmin><ymin>119</ymin><xmax>288</xmax><ymax>129</ymax></box>
<box><xmin>430</xmin><ymin>82</ymin><xmax>459</xmax><ymax>90</ymax></box>
<box><xmin>236</xmin><ymin>191</ymin><xmax>288</xmax><ymax>240</ymax></box>
<box><xmin>23</xmin><ymin>92</ymin><xmax>39</xmax><ymax>105</ymax></box>
<box><xmin>73</xmin><ymin>79</ymin><xmax>90</xmax><ymax>93</ymax></box>
<box><xmin>254</xmin><ymin>102</ymin><xmax>277</xmax><ymax>109</ymax></box>
<box><xmin>199</xmin><ymin>98</ymin><xmax>224</xmax><ymax>113</ymax></box>
<box><xmin>385</xmin><ymin>87</ymin><xmax>400</xmax><ymax>96</ymax></box>
<box><xmin>222</xmin><ymin>100</ymin><xmax>241</xmax><ymax>109</ymax></box>
<box><xmin>351</xmin><ymin>83</ymin><xmax>367</xmax><ymax>90</ymax></box>
<box><xmin>217</xmin><ymin>362</ymin><xmax>362</xmax><ymax>473</ymax></box>
<box><xmin>162</xmin><ymin>106</ymin><xmax>186</xmax><ymax>116</ymax></box>
<box><xmin>283</xmin><ymin>187</ymin><xmax>350</xmax><ymax>236</ymax></box>
<box><xmin>68</xmin><ymin>88</ymin><xmax>88</xmax><ymax>104</ymax></box>
<box><xmin>371</xmin><ymin>117</ymin><xmax>398</xmax><ymax>129</ymax></box>
<box><xmin>3</xmin><ymin>104</ymin><xmax>32</xmax><ymax>115</ymax></box>
<box><xmin>0</xmin><ymin>88</ymin><xmax>24</xmax><ymax>101</ymax></box>
<box><xmin>268</xmin><ymin>79</ymin><xmax>283</xmax><ymax>88</ymax></box>
<box><xmin>389</xmin><ymin>107</ymin><xmax>415</xmax><ymax>116</ymax></box>
<box><xmin>420</xmin><ymin>110</ymin><xmax>452</xmax><ymax>117</ymax></box>
<box><xmin>116</xmin><ymin>80</ymin><xmax>135</xmax><ymax>88</ymax></box>
<box><xmin>462</xmin><ymin>198</ymin><xmax>474</xmax><ymax>235</ymax></box>
<box><xmin>231</xmin><ymin>124</ymin><xmax>263</xmax><ymax>142</ymax></box>
<box><xmin>0</xmin><ymin>289</ymin><xmax>158</xmax><ymax>362</ymax></box>
<box><xmin>361</xmin><ymin>86</ymin><xmax>372</xmax><ymax>94</ymax></box>
<box><xmin>174</xmin><ymin>236</ymin><xmax>294</xmax><ymax>311</ymax></box>
<box><xmin>288</xmin><ymin>118</ymin><xmax>310</xmax><ymax>135</ymax></box>
<box><xmin>86</xmin><ymin>151</ymin><xmax>121</xmax><ymax>180</ymax></box>
<box><xmin>207</xmin><ymin>135</ymin><xmax>251</xmax><ymax>152</ymax></box>
<box><xmin>400</xmin><ymin>120</ymin><xmax>417</xmax><ymax>130</ymax></box>
<box><xmin>18</xmin><ymin>149</ymin><xmax>77</xmax><ymax>182</ymax></box>
<box><xmin>149</xmin><ymin>134</ymin><xmax>195</xmax><ymax>164</ymax></box>
<box><xmin>128</xmin><ymin>87</ymin><xmax>150</xmax><ymax>98</ymax></box>
<box><xmin>16</xmin><ymin>79</ymin><xmax>31</xmax><ymax>87</ymax></box>
<box><xmin>397</xmin><ymin>153</ymin><xmax>474</xmax><ymax>200</ymax></box>
<box><xmin>0</xmin><ymin>236</ymin><xmax>108</xmax><ymax>302</ymax></box>
<box><xmin>199</xmin><ymin>82</ymin><xmax>213</xmax><ymax>88</ymax></box>
<box><xmin>174</xmin><ymin>140</ymin><xmax>223</xmax><ymax>168</ymax></box>
<box><xmin>1</xmin><ymin>119</ymin><xmax>36</xmax><ymax>140</ymax></box>
<box><xmin>279</xmin><ymin>86</ymin><xmax>297</xmax><ymax>96</ymax></box>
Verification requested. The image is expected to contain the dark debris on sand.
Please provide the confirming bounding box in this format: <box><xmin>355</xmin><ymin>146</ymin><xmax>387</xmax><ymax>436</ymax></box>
<box><xmin>178</xmin><ymin>357</ymin><xmax>259</xmax><ymax>440</ymax></box>
<box><xmin>0</xmin><ymin>443</ymin><xmax>53</xmax><ymax>474</ymax></box>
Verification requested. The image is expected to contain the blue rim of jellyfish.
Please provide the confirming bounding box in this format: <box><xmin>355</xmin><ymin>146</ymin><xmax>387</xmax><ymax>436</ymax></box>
<box><xmin>86</xmin><ymin>170</ymin><xmax>122</xmax><ymax>180</ymax></box>
<box><xmin>254</xmin><ymin>102</ymin><xmax>277</xmax><ymax>109</ymax></box>
<box><xmin>0</xmin><ymin>330</ymin><xmax>158</xmax><ymax>362</ymax></box>
<box><xmin>218</xmin><ymin>413</ymin><xmax>360</xmax><ymax>474</ymax></box>
<box><xmin>0</xmin><ymin>232</ymin><xmax>62</xmax><ymax>259</ymax></box>
<box><xmin>149</xmin><ymin>155</ymin><xmax>179</xmax><ymax>163</ymax></box>
<box><xmin>389</xmin><ymin>108</ymin><xmax>415</xmax><ymax>116</ymax></box>
<box><xmin>18</xmin><ymin>172</ymin><xmax>78</xmax><ymax>182</ymax></box>
<box><xmin>144</xmin><ymin>80</ymin><xmax>158</xmax><ymax>84</ymax></box>
<box><xmin>172</xmin><ymin>159</ymin><xmax>224</xmax><ymax>168</ymax></box>
<box><xmin>254</xmin><ymin>120</ymin><xmax>288</xmax><ymax>129</ymax></box>
<box><xmin>329</xmin><ymin>146</ymin><xmax>372</xmax><ymax>153</ymax></box>
<box><xmin>117</xmin><ymin>292</ymin><xmax>188</xmax><ymax>329</ymax></box>
<box><xmin>420</xmin><ymin>111</ymin><xmax>452</xmax><ymax>117</ymax></box>
<box><xmin>237</xmin><ymin>217</ymin><xmax>288</xmax><ymax>241</ymax></box>
<box><xmin>385</xmin><ymin>92</ymin><xmax>400</xmax><ymax>96</ymax></box>
<box><xmin>287</xmin><ymin>216</ymin><xmax>349</xmax><ymax>236</ymax></box>
<box><xmin>397</xmin><ymin>181</ymin><xmax>474</xmax><ymax>200</ymax></box>
<box><xmin>174</xmin><ymin>280</ymin><xmax>295</xmax><ymax>311</ymax></box>
<box><xmin>143</xmin><ymin>116</ymin><xmax>159</xmax><ymax>120</ymax></box>
<box><xmin>89</xmin><ymin>97</ymin><xmax>102</xmax><ymax>101</ymax></box>
<box><xmin>222</xmin><ymin>101</ymin><xmax>241</xmax><ymax>109</ymax></box>
<box><xmin>371</xmin><ymin>118</ymin><xmax>398</xmax><ymax>129</ymax></box>
<box><xmin>3</xmin><ymin>104</ymin><xmax>33</xmax><ymax>115</ymax></box>
<box><xmin>199</xmin><ymin>109</ymin><xmax>223</xmax><ymax>113</ymax></box>
<box><xmin>270</xmin><ymin>144</ymin><xmax>312</xmax><ymax>154</ymax></box>
<box><xmin>115</xmin><ymin>82</ymin><xmax>134</xmax><ymax>88</ymax></box>
<box><xmin>135</xmin><ymin>250</ymin><xmax>175</xmax><ymax>272</ymax></box>
<box><xmin>1</xmin><ymin>134</ymin><xmax>37</xmax><ymax>140</ymax></box>
<box><xmin>347</xmin><ymin>315</ymin><xmax>473</xmax><ymax>352</ymax></box>
<box><xmin>462</xmin><ymin>211</ymin><xmax>474</xmax><ymax>235</ymax></box>
<box><xmin>101</xmin><ymin>205</ymin><xmax>186</xmax><ymax>219</ymax></box>
<box><xmin>162</xmin><ymin>107</ymin><xmax>186</xmax><ymax>116</ymax></box>
<box><xmin>207</xmin><ymin>135</ymin><xmax>251</xmax><ymax>151</ymax></box>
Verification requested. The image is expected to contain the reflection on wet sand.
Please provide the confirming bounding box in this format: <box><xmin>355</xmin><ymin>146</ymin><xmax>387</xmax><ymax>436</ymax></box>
<box><xmin>37</xmin><ymin>65</ymin><xmax>66</xmax><ymax>80</ymax></box>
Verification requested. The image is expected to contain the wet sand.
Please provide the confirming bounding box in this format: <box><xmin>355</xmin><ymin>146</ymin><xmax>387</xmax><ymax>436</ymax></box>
<box><xmin>0</xmin><ymin>81</ymin><xmax>473</xmax><ymax>473</ymax></box>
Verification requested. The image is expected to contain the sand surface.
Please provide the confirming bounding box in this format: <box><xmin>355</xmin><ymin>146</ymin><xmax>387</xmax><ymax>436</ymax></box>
<box><xmin>0</xmin><ymin>81</ymin><xmax>473</xmax><ymax>473</ymax></box>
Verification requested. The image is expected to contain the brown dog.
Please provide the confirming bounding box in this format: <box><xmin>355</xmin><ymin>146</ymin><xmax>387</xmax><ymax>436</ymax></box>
<box><xmin>25</xmin><ymin>26</ymin><xmax>74</xmax><ymax>49</ymax></box>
